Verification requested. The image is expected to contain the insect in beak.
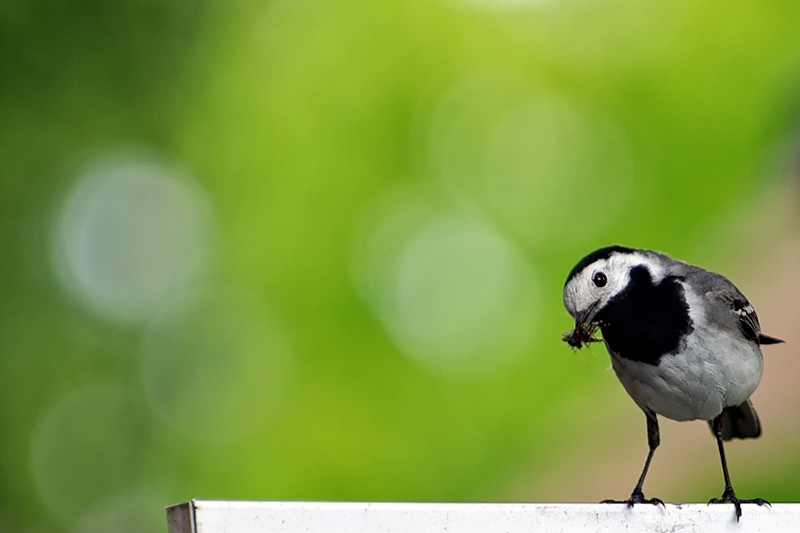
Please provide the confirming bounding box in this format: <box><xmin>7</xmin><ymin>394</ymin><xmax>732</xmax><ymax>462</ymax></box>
<box><xmin>562</xmin><ymin>301</ymin><xmax>602</xmax><ymax>348</ymax></box>
<box><xmin>562</xmin><ymin>321</ymin><xmax>602</xmax><ymax>349</ymax></box>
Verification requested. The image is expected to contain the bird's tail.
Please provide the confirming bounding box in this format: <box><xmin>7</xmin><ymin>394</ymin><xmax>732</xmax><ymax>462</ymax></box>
<box><xmin>707</xmin><ymin>399</ymin><xmax>762</xmax><ymax>441</ymax></box>
<box><xmin>758</xmin><ymin>333</ymin><xmax>784</xmax><ymax>345</ymax></box>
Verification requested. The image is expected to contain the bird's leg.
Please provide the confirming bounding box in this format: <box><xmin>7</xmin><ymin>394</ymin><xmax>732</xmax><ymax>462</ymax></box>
<box><xmin>602</xmin><ymin>410</ymin><xmax>664</xmax><ymax>507</ymax></box>
<box><xmin>707</xmin><ymin>413</ymin><xmax>769</xmax><ymax>521</ymax></box>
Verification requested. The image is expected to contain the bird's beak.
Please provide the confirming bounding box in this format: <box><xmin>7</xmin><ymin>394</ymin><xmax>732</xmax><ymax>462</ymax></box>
<box><xmin>574</xmin><ymin>300</ymin><xmax>600</xmax><ymax>329</ymax></box>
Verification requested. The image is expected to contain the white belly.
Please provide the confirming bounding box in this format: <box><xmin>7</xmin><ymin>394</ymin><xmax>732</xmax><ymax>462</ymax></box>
<box><xmin>608</xmin><ymin>326</ymin><xmax>763</xmax><ymax>421</ymax></box>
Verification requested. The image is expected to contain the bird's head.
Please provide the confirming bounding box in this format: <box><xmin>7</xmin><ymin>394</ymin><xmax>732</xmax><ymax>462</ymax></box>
<box><xmin>562</xmin><ymin>245</ymin><xmax>665</xmax><ymax>347</ymax></box>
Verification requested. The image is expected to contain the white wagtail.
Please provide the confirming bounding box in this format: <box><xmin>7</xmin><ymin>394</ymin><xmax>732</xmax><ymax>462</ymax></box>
<box><xmin>562</xmin><ymin>245</ymin><xmax>783</xmax><ymax>520</ymax></box>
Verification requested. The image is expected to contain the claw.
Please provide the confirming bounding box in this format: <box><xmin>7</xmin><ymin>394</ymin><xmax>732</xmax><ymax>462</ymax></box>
<box><xmin>708</xmin><ymin>488</ymin><xmax>769</xmax><ymax>521</ymax></box>
<box><xmin>601</xmin><ymin>489</ymin><xmax>664</xmax><ymax>508</ymax></box>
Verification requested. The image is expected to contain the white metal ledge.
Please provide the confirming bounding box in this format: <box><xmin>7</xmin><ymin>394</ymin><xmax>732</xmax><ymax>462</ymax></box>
<box><xmin>166</xmin><ymin>500</ymin><xmax>800</xmax><ymax>533</ymax></box>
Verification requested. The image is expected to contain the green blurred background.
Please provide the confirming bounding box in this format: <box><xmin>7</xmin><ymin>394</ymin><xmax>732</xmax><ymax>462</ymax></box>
<box><xmin>3</xmin><ymin>0</ymin><xmax>800</xmax><ymax>531</ymax></box>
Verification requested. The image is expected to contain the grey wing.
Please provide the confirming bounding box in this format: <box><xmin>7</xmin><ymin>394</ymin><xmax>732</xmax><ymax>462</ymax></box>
<box><xmin>731</xmin><ymin>298</ymin><xmax>763</xmax><ymax>344</ymax></box>
<box><xmin>687</xmin><ymin>269</ymin><xmax>783</xmax><ymax>346</ymax></box>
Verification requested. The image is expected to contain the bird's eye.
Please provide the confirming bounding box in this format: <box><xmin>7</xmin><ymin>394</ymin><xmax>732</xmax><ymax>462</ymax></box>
<box><xmin>592</xmin><ymin>272</ymin><xmax>607</xmax><ymax>287</ymax></box>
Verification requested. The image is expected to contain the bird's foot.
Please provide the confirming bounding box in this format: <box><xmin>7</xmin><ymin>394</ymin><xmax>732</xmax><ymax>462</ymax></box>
<box><xmin>708</xmin><ymin>487</ymin><xmax>770</xmax><ymax>521</ymax></box>
<box><xmin>601</xmin><ymin>488</ymin><xmax>664</xmax><ymax>508</ymax></box>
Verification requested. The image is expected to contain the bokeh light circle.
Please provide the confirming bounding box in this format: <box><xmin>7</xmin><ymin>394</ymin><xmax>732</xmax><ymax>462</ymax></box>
<box><xmin>31</xmin><ymin>384</ymin><xmax>142</xmax><ymax>526</ymax></box>
<box><xmin>426</xmin><ymin>70</ymin><xmax>634</xmax><ymax>249</ymax></box>
<box><xmin>141</xmin><ymin>287</ymin><xmax>292</xmax><ymax>442</ymax></box>
<box><xmin>482</xmin><ymin>97</ymin><xmax>634</xmax><ymax>245</ymax></box>
<box><xmin>354</xmin><ymin>191</ymin><xmax>538</xmax><ymax>376</ymax></box>
<box><xmin>51</xmin><ymin>150</ymin><xmax>214</xmax><ymax>324</ymax></box>
<box><xmin>75</xmin><ymin>488</ymin><xmax>168</xmax><ymax>533</ymax></box>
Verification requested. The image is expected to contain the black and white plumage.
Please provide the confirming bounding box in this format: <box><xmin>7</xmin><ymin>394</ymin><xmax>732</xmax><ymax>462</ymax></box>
<box><xmin>562</xmin><ymin>245</ymin><xmax>783</xmax><ymax>520</ymax></box>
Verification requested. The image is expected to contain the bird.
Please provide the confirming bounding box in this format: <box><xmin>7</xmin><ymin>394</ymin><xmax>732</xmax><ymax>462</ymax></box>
<box><xmin>562</xmin><ymin>245</ymin><xmax>783</xmax><ymax>520</ymax></box>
